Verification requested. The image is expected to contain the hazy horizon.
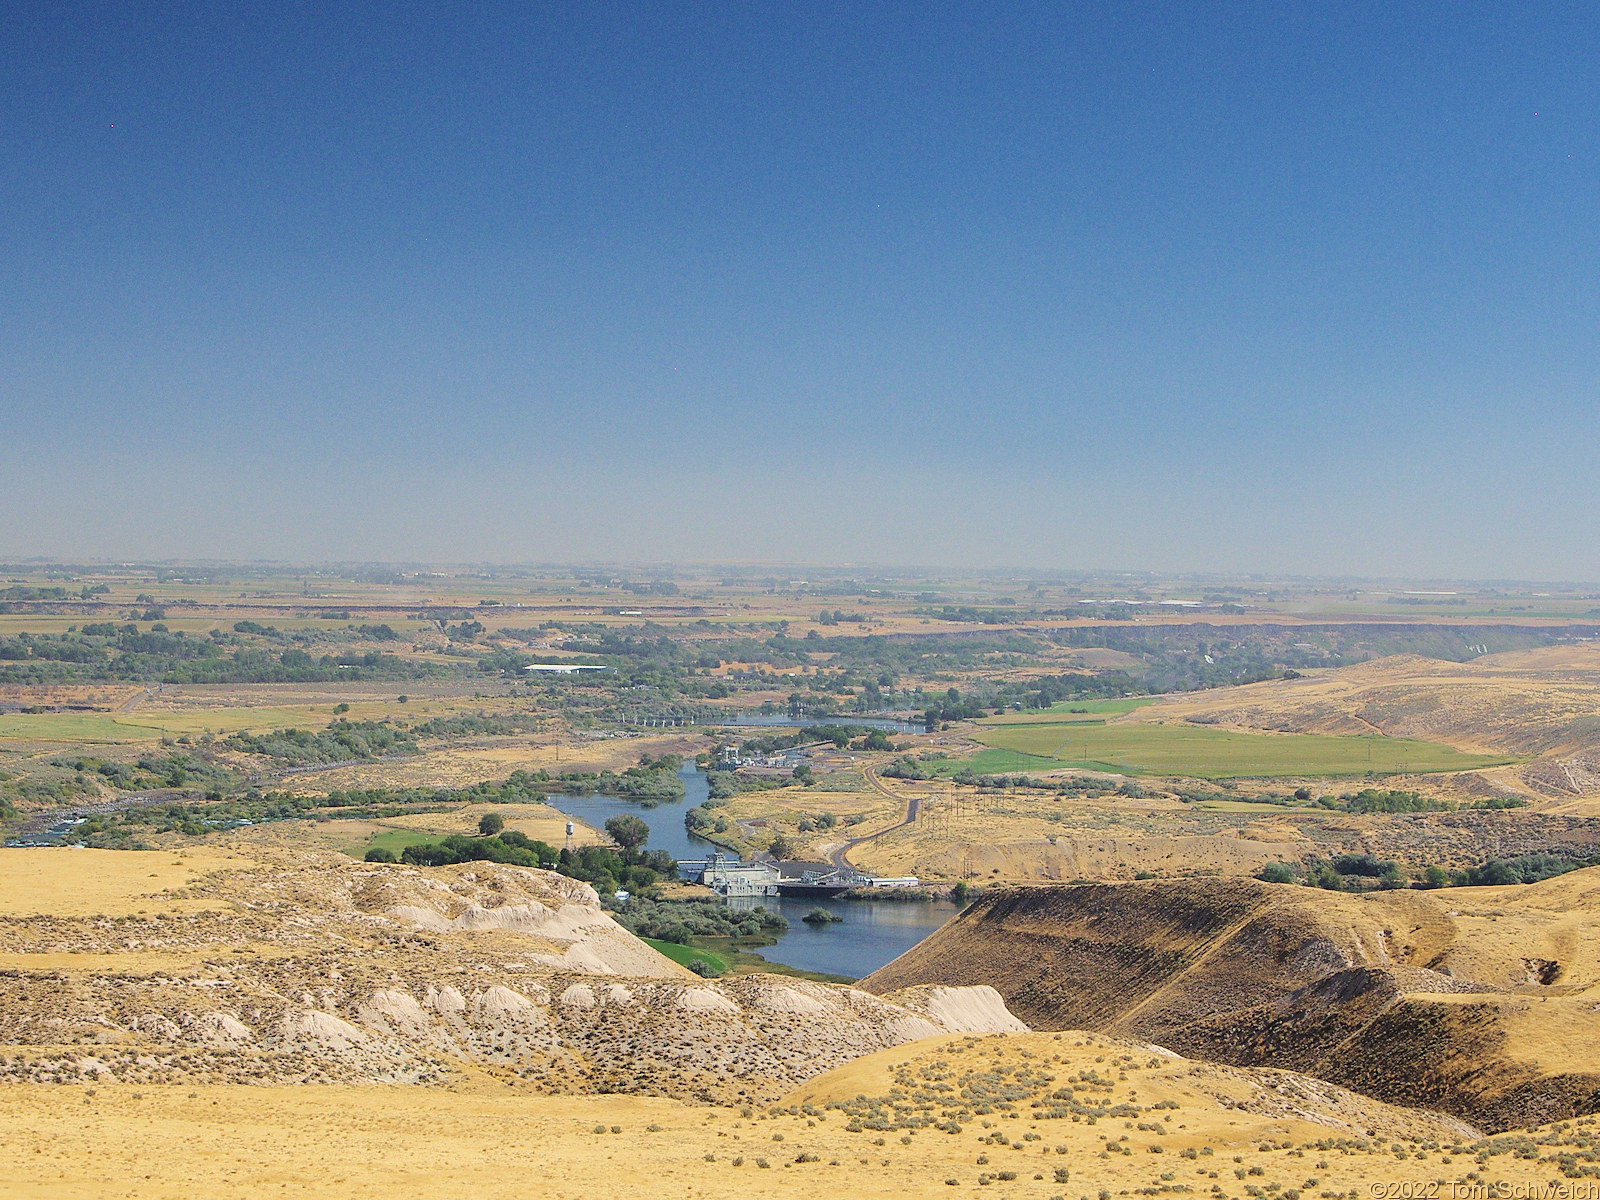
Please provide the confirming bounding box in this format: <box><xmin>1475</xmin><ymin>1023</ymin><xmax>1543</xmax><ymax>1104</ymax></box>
<box><xmin>5</xmin><ymin>555</ymin><xmax>1599</xmax><ymax>594</ymax></box>
<box><xmin>4</xmin><ymin>5</ymin><xmax>1596</xmax><ymax>577</ymax></box>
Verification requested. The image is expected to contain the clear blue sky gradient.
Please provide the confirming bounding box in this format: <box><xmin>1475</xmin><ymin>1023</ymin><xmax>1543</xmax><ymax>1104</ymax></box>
<box><xmin>3</xmin><ymin>3</ymin><xmax>1596</xmax><ymax>574</ymax></box>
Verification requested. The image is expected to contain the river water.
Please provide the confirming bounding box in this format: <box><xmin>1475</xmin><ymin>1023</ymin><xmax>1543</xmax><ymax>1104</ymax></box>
<box><xmin>546</xmin><ymin>761</ymin><xmax>958</xmax><ymax>980</ymax></box>
<box><xmin>725</xmin><ymin>892</ymin><xmax>958</xmax><ymax>980</ymax></box>
<box><xmin>545</xmin><ymin>762</ymin><xmax>721</xmax><ymax>862</ymax></box>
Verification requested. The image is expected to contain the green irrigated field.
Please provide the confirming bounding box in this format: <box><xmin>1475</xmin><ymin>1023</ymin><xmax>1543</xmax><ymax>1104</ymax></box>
<box><xmin>0</xmin><ymin>699</ymin><xmax>445</xmax><ymax>745</ymax></box>
<box><xmin>929</xmin><ymin>748</ymin><xmax>1062</xmax><ymax>776</ymax></box>
<box><xmin>638</xmin><ymin>938</ymin><xmax>730</xmax><ymax>973</ymax></box>
<box><xmin>971</xmin><ymin>720</ymin><xmax>1512</xmax><ymax>779</ymax></box>
<box><xmin>349</xmin><ymin>829</ymin><xmax>444</xmax><ymax>859</ymax></box>
<box><xmin>0</xmin><ymin>711</ymin><xmax>167</xmax><ymax>744</ymax></box>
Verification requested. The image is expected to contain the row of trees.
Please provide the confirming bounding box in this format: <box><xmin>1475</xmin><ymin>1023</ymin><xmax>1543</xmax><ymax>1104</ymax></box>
<box><xmin>370</xmin><ymin>812</ymin><xmax>676</xmax><ymax>899</ymax></box>
<box><xmin>1258</xmin><ymin>851</ymin><xmax>1592</xmax><ymax>891</ymax></box>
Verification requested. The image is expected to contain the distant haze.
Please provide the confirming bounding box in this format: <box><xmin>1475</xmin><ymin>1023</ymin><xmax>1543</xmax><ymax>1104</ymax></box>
<box><xmin>3</xmin><ymin>6</ymin><xmax>1596</xmax><ymax>578</ymax></box>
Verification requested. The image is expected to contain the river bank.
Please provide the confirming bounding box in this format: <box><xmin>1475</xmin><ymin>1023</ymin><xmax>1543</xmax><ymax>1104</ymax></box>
<box><xmin>544</xmin><ymin>761</ymin><xmax>962</xmax><ymax>979</ymax></box>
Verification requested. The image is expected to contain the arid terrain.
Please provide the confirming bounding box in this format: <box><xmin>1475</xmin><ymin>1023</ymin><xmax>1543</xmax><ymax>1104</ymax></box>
<box><xmin>7</xmin><ymin>844</ymin><xmax>1600</xmax><ymax>1199</ymax></box>
<box><xmin>16</xmin><ymin>1029</ymin><xmax>1577</xmax><ymax>1200</ymax></box>
<box><xmin>0</xmin><ymin>846</ymin><xmax>1029</xmax><ymax>1100</ymax></box>
<box><xmin>863</xmin><ymin>870</ymin><xmax>1600</xmax><ymax>1131</ymax></box>
<box><xmin>5</xmin><ymin>565</ymin><xmax>1600</xmax><ymax>1195</ymax></box>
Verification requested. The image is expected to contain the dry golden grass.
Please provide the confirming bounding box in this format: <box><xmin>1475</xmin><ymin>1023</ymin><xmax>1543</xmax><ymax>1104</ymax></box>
<box><xmin>235</xmin><ymin>804</ymin><xmax>605</xmax><ymax>858</ymax></box>
<box><xmin>846</xmin><ymin>794</ymin><xmax>1309</xmax><ymax>882</ymax></box>
<box><xmin>1438</xmin><ymin>867</ymin><xmax>1600</xmax><ymax>993</ymax></box>
<box><xmin>0</xmin><ymin>847</ymin><xmax>255</xmax><ymax>918</ymax></box>
<box><xmin>0</xmin><ymin>682</ymin><xmax>523</xmax><ymax>748</ymax></box>
<box><xmin>0</xmin><ymin>947</ymin><xmax>293</xmax><ymax>973</ymax></box>
<box><xmin>862</xmin><ymin>872</ymin><xmax>1600</xmax><ymax>1130</ymax></box>
<box><xmin>281</xmin><ymin>731</ymin><xmax>699</xmax><ymax>793</ymax></box>
<box><xmin>8</xmin><ymin>1030</ymin><xmax>1585</xmax><ymax>1199</ymax></box>
<box><xmin>0</xmin><ymin>683</ymin><xmax>144</xmax><ymax>708</ymax></box>
<box><xmin>709</xmin><ymin>788</ymin><xmax>895</xmax><ymax>857</ymax></box>
<box><xmin>381</xmin><ymin>802</ymin><xmax>604</xmax><ymax>850</ymax></box>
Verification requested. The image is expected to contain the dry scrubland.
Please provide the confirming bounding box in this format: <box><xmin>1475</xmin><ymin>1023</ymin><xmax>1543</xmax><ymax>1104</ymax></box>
<box><xmin>799</xmin><ymin>646</ymin><xmax>1600</xmax><ymax>884</ymax></box>
<box><xmin>5</xmin><ymin>846</ymin><xmax>1600</xmax><ymax>1198</ymax></box>
<box><xmin>13</xmin><ymin>1030</ymin><xmax>1570</xmax><ymax>1200</ymax></box>
<box><xmin>6</xmin><ymin>814</ymin><xmax>1600</xmax><ymax>1193</ymax></box>
<box><xmin>280</xmin><ymin>731</ymin><xmax>701</xmax><ymax>795</ymax></box>
<box><xmin>7</xmin><ymin>571</ymin><xmax>1600</xmax><ymax>1194</ymax></box>
<box><xmin>0</xmin><ymin>847</ymin><xmax>1043</xmax><ymax>1101</ymax></box>
<box><xmin>863</xmin><ymin>870</ymin><xmax>1600</xmax><ymax>1131</ymax></box>
<box><xmin>831</xmin><ymin>780</ymin><xmax>1600</xmax><ymax>883</ymax></box>
<box><xmin>239</xmin><ymin>802</ymin><xmax>602</xmax><ymax>859</ymax></box>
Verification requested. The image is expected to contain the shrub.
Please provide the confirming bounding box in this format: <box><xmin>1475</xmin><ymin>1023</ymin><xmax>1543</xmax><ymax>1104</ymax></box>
<box><xmin>1454</xmin><ymin>853</ymin><xmax>1593</xmax><ymax>886</ymax></box>
<box><xmin>477</xmin><ymin>812</ymin><xmax>505</xmax><ymax>836</ymax></box>
<box><xmin>1332</xmin><ymin>852</ymin><xmax>1398</xmax><ymax>878</ymax></box>
<box><xmin>1342</xmin><ymin>788</ymin><xmax>1447</xmax><ymax>814</ymax></box>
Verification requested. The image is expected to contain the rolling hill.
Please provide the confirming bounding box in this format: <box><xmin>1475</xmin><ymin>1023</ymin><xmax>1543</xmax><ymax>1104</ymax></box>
<box><xmin>861</xmin><ymin>870</ymin><xmax>1600</xmax><ymax>1130</ymax></box>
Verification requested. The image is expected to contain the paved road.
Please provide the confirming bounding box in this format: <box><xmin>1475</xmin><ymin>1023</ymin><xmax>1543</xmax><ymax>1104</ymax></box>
<box><xmin>827</xmin><ymin>767</ymin><xmax>924</xmax><ymax>870</ymax></box>
<box><xmin>114</xmin><ymin>686</ymin><xmax>153</xmax><ymax>713</ymax></box>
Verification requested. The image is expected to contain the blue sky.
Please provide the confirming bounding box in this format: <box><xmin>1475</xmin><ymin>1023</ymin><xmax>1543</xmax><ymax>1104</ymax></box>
<box><xmin>2</xmin><ymin>3</ymin><xmax>1596</xmax><ymax>574</ymax></box>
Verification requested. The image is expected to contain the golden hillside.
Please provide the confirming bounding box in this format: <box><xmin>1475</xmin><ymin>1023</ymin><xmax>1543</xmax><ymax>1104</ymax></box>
<box><xmin>0</xmin><ymin>847</ymin><xmax>1022</xmax><ymax>1102</ymax></box>
<box><xmin>22</xmin><ymin>1029</ymin><xmax>1600</xmax><ymax>1200</ymax></box>
<box><xmin>861</xmin><ymin>871</ymin><xmax>1600</xmax><ymax>1130</ymax></box>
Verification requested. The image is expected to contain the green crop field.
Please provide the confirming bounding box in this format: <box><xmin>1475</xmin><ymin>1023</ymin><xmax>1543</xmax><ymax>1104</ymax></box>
<box><xmin>0</xmin><ymin>712</ymin><xmax>168</xmax><ymax>743</ymax></box>
<box><xmin>971</xmin><ymin>721</ymin><xmax>1513</xmax><ymax>779</ymax></box>
<box><xmin>930</xmin><ymin>748</ymin><xmax>1063</xmax><ymax>776</ymax></box>
<box><xmin>0</xmin><ymin>700</ymin><xmax>451</xmax><ymax>745</ymax></box>
<box><xmin>349</xmin><ymin>829</ymin><xmax>444</xmax><ymax>859</ymax></box>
